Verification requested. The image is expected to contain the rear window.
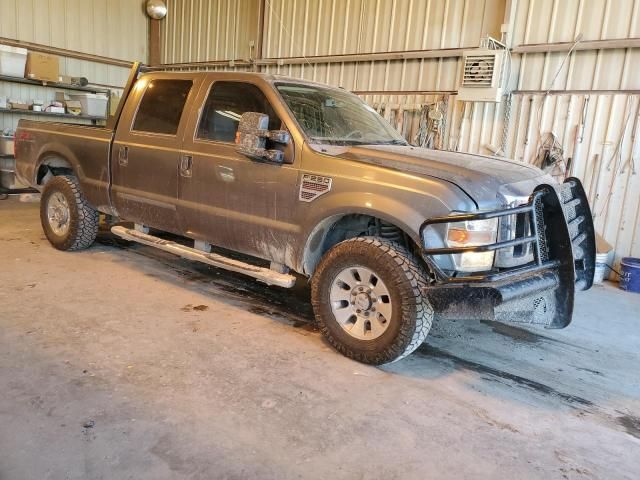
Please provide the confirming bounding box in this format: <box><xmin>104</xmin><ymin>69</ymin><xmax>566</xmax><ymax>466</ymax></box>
<box><xmin>132</xmin><ymin>79</ymin><xmax>193</xmax><ymax>135</ymax></box>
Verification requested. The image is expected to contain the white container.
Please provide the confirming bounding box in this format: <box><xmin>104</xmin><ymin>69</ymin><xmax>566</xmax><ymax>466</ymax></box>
<box><xmin>68</xmin><ymin>92</ymin><xmax>108</xmax><ymax>118</ymax></box>
<box><xmin>0</xmin><ymin>45</ymin><xmax>27</xmax><ymax>78</ymax></box>
<box><xmin>594</xmin><ymin>251</ymin><xmax>613</xmax><ymax>284</ymax></box>
<box><xmin>0</xmin><ymin>136</ymin><xmax>14</xmax><ymax>156</ymax></box>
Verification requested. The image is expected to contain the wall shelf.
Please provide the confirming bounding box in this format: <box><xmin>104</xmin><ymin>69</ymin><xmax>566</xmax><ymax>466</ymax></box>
<box><xmin>1</xmin><ymin>74</ymin><xmax>111</xmax><ymax>126</ymax></box>
<box><xmin>0</xmin><ymin>107</ymin><xmax>106</xmax><ymax>123</ymax></box>
<box><xmin>1</xmin><ymin>75</ymin><xmax>110</xmax><ymax>191</ymax></box>
<box><xmin>0</xmin><ymin>74</ymin><xmax>110</xmax><ymax>95</ymax></box>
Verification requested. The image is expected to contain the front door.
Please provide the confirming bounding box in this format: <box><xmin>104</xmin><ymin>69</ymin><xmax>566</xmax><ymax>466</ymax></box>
<box><xmin>178</xmin><ymin>80</ymin><xmax>300</xmax><ymax>265</ymax></box>
<box><xmin>111</xmin><ymin>77</ymin><xmax>197</xmax><ymax>234</ymax></box>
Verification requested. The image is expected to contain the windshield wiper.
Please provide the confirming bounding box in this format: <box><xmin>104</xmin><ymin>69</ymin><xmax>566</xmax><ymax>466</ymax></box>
<box><xmin>362</xmin><ymin>139</ymin><xmax>408</xmax><ymax>146</ymax></box>
<box><xmin>309</xmin><ymin>137</ymin><xmax>408</xmax><ymax>146</ymax></box>
<box><xmin>309</xmin><ymin>138</ymin><xmax>372</xmax><ymax>146</ymax></box>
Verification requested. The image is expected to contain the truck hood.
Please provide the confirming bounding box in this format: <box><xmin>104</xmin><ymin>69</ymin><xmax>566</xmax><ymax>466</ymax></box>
<box><xmin>335</xmin><ymin>144</ymin><xmax>554</xmax><ymax>208</ymax></box>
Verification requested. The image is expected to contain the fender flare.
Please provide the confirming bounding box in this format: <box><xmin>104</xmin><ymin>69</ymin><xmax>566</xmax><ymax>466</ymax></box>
<box><xmin>33</xmin><ymin>143</ymin><xmax>83</xmax><ymax>184</ymax></box>
<box><xmin>297</xmin><ymin>192</ymin><xmax>450</xmax><ymax>275</ymax></box>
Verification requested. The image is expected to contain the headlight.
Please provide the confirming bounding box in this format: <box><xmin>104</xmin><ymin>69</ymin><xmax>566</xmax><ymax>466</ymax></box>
<box><xmin>447</xmin><ymin>217</ymin><xmax>498</xmax><ymax>272</ymax></box>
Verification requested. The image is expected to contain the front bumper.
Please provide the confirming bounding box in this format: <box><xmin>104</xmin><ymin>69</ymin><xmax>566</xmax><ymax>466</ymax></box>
<box><xmin>419</xmin><ymin>177</ymin><xmax>596</xmax><ymax>329</ymax></box>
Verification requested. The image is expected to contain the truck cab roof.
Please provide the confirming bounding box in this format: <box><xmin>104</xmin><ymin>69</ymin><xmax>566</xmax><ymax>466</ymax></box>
<box><xmin>138</xmin><ymin>70</ymin><xmax>342</xmax><ymax>89</ymax></box>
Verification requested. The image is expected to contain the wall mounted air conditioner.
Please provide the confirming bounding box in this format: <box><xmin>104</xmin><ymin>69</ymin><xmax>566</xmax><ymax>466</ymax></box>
<box><xmin>457</xmin><ymin>49</ymin><xmax>506</xmax><ymax>103</ymax></box>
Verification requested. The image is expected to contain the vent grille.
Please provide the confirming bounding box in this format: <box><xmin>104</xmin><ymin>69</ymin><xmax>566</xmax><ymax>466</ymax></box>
<box><xmin>462</xmin><ymin>54</ymin><xmax>497</xmax><ymax>87</ymax></box>
<box><xmin>299</xmin><ymin>174</ymin><xmax>332</xmax><ymax>202</ymax></box>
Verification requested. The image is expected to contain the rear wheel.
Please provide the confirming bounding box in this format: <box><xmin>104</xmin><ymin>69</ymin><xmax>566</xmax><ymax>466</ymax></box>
<box><xmin>40</xmin><ymin>175</ymin><xmax>99</xmax><ymax>251</ymax></box>
<box><xmin>311</xmin><ymin>237</ymin><xmax>434</xmax><ymax>365</ymax></box>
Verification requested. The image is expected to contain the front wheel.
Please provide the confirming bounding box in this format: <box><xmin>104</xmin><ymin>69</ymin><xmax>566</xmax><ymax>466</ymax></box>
<box><xmin>40</xmin><ymin>175</ymin><xmax>99</xmax><ymax>251</ymax></box>
<box><xmin>311</xmin><ymin>237</ymin><xmax>434</xmax><ymax>365</ymax></box>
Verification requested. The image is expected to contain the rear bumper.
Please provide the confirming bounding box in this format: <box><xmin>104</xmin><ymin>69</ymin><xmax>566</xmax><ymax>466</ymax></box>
<box><xmin>420</xmin><ymin>178</ymin><xmax>596</xmax><ymax>329</ymax></box>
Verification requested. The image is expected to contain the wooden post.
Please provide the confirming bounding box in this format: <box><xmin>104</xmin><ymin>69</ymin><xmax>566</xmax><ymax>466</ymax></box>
<box><xmin>149</xmin><ymin>18</ymin><xmax>161</xmax><ymax>66</ymax></box>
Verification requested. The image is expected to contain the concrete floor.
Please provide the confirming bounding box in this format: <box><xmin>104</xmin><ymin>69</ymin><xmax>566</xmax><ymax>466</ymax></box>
<box><xmin>1</xmin><ymin>197</ymin><xmax>639</xmax><ymax>480</ymax></box>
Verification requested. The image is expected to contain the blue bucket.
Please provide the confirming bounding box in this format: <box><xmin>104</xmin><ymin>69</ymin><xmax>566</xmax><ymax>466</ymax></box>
<box><xmin>620</xmin><ymin>257</ymin><xmax>640</xmax><ymax>293</ymax></box>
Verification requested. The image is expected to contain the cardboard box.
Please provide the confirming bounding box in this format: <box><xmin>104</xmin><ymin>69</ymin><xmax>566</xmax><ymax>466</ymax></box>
<box><xmin>9</xmin><ymin>101</ymin><xmax>29</xmax><ymax>110</ymax></box>
<box><xmin>25</xmin><ymin>52</ymin><xmax>59</xmax><ymax>83</ymax></box>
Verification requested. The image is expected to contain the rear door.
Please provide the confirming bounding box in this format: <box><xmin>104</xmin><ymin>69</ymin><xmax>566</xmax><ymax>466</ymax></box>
<box><xmin>111</xmin><ymin>76</ymin><xmax>199</xmax><ymax>234</ymax></box>
<box><xmin>178</xmin><ymin>79</ymin><xmax>300</xmax><ymax>264</ymax></box>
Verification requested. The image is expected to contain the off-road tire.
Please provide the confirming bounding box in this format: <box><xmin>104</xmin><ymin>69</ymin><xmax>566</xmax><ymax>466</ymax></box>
<box><xmin>40</xmin><ymin>175</ymin><xmax>99</xmax><ymax>251</ymax></box>
<box><xmin>311</xmin><ymin>236</ymin><xmax>434</xmax><ymax>365</ymax></box>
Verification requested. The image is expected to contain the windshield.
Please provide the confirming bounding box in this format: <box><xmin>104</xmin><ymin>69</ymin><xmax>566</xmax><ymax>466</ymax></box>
<box><xmin>275</xmin><ymin>83</ymin><xmax>407</xmax><ymax>146</ymax></box>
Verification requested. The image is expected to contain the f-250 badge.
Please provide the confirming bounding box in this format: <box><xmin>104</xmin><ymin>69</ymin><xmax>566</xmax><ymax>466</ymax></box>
<box><xmin>299</xmin><ymin>174</ymin><xmax>332</xmax><ymax>202</ymax></box>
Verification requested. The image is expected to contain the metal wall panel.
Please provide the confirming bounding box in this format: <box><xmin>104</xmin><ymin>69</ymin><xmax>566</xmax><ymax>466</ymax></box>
<box><xmin>494</xmin><ymin>92</ymin><xmax>640</xmax><ymax>267</ymax></box>
<box><xmin>512</xmin><ymin>0</ymin><xmax>640</xmax><ymax>91</ymax></box>
<box><xmin>262</xmin><ymin>0</ymin><xmax>504</xmax><ymax>57</ymax></box>
<box><xmin>156</xmin><ymin>0</ymin><xmax>640</xmax><ymax>262</ymax></box>
<box><xmin>160</xmin><ymin>0</ymin><xmax>261</xmax><ymax>63</ymax></box>
<box><xmin>0</xmin><ymin>0</ymin><xmax>148</xmax><ymax>130</ymax></box>
<box><xmin>0</xmin><ymin>0</ymin><xmax>146</xmax><ymax>83</ymax></box>
<box><xmin>260</xmin><ymin>0</ymin><xmax>503</xmax><ymax>92</ymax></box>
<box><xmin>451</xmin><ymin>0</ymin><xmax>640</xmax><ymax>265</ymax></box>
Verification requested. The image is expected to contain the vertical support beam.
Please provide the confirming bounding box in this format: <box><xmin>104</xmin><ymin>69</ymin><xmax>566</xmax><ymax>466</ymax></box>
<box><xmin>148</xmin><ymin>18</ymin><xmax>161</xmax><ymax>66</ymax></box>
<box><xmin>502</xmin><ymin>0</ymin><xmax>519</xmax><ymax>47</ymax></box>
<box><xmin>257</xmin><ymin>0</ymin><xmax>266</xmax><ymax>64</ymax></box>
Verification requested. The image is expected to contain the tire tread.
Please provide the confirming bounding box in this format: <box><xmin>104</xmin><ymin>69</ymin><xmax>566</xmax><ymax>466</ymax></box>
<box><xmin>41</xmin><ymin>175</ymin><xmax>98</xmax><ymax>251</ymax></box>
<box><xmin>311</xmin><ymin>236</ymin><xmax>433</xmax><ymax>364</ymax></box>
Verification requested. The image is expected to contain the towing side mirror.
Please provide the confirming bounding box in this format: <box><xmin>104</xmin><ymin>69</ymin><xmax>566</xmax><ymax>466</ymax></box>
<box><xmin>236</xmin><ymin>112</ymin><xmax>290</xmax><ymax>163</ymax></box>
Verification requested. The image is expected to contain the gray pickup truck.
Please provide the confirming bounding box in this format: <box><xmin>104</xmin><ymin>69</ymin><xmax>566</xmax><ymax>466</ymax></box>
<box><xmin>15</xmin><ymin>63</ymin><xmax>596</xmax><ymax>364</ymax></box>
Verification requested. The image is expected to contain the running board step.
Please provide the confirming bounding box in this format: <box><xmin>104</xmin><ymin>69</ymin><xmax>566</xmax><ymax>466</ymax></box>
<box><xmin>110</xmin><ymin>226</ymin><xmax>296</xmax><ymax>288</ymax></box>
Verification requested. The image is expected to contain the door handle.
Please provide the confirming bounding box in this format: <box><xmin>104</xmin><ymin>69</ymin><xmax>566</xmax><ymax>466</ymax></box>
<box><xmin>180</xmin><ymin>155</ymin><xmax>193</xmax><ymax>177</ymax></box>
<box><xmin>118</xmin><ymin>145</ymin><xmax>129</xmax><ymax>166</ymax></box>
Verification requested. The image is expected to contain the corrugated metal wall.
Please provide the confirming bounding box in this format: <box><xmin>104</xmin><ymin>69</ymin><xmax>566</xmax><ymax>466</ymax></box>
<box><xmin>501</xmin><ymin>0</ymin><xmax>640</xmax><ymax>268</ymax></box>
<box><xmin>261</xmin><ymin>0</ymin><xmax>502</xmax><ymax>90</ymax></box>
<box><xmin>160</xmin><ymin>0</ymin><xmax>261</xmax><ymax>63</ymax></box>
<box><xmin>159</xmin><ymin>0</ymin><xmax>640</xmax><ymax>264</ymax></box>
<box><xmin>0</xmin><ymin>0</ymin><xmax>148</xmax><ymax>130</ymax></box>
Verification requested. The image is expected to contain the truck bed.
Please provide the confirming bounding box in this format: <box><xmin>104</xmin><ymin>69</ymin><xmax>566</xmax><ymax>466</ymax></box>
<box><xmin>14</xmin><ymin>119</ymin><xmax>114</xmax><ymax>212</ymax></box>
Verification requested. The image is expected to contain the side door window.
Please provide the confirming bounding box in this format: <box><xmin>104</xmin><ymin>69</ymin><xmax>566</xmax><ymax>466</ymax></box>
<box><xmin>133</xmin><ymin>79</ymin><xmax>193</xmax><ymax>135</ymax></box>
<box><xmin>196</xmin><ymin>81</ymin><xmax>281</xmax><ymax>142</ymax></box>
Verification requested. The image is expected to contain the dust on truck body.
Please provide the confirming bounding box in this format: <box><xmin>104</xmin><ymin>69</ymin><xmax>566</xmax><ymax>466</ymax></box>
<box><xmin>14</xmin><ymin>62</ymin><xmax>596</xmax><ymax>365</ymax></box>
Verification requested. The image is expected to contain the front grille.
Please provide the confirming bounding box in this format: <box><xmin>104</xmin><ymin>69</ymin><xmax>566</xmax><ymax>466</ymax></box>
<box><xmin>420</xmin><ymin>177</ymin><xmax>594</xmax><ymax>287</ymax></box>
<box><xmin>495</xmin><ymin>202</ymin><xmax>534</xmax><ymax>268</ymax></box>
<box><xmin>513</xmin><ymin>213</ymin><xmax>528</xmax><ymax>257</ymax></box>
